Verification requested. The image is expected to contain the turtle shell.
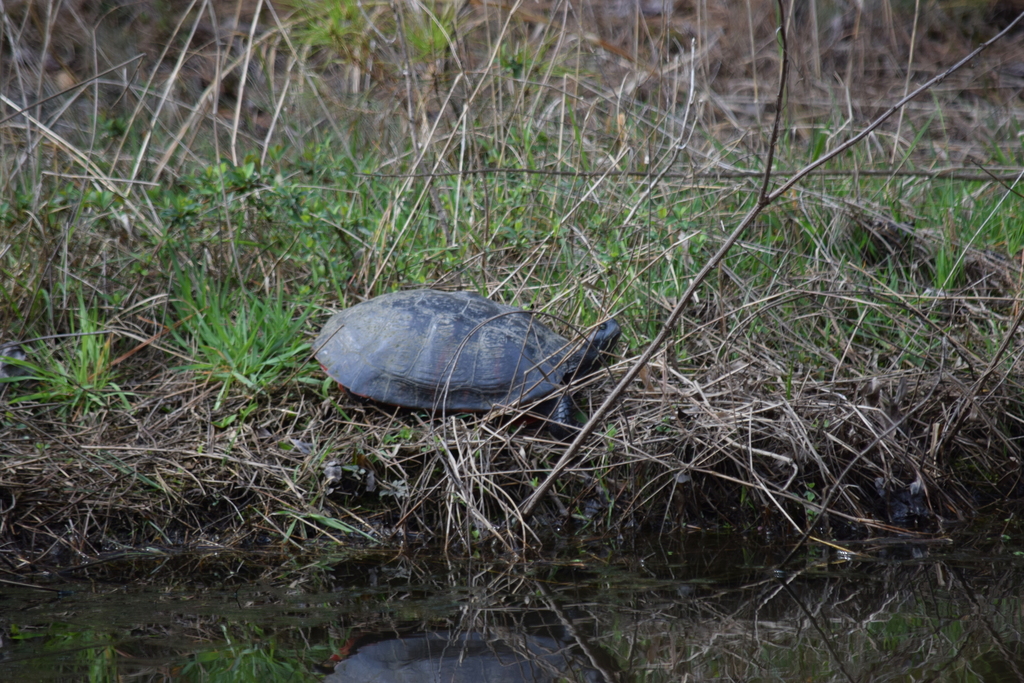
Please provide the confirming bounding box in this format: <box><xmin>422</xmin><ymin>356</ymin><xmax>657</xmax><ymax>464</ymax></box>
<box><xmin>314</xmin><ymin>290</ymin><xmax>588</xmax><ymax>415</ymax></box>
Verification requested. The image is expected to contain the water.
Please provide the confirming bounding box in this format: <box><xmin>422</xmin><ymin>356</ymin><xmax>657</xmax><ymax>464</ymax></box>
<box><xmin>2</xmin><ymin>532</ymin><xmax>1023</xmax><ymax>681</ymax></box>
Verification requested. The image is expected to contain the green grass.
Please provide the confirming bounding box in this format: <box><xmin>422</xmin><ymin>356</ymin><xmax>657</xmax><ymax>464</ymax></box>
<box><xmin>5</xmin><ymin>295</ymin><xmax>132</xmax><ymax>417</ymax></box>
<box><xmin>170</xmin><ymin>270</ymin><xmax>313</xmax><ymax>411</ymax></box>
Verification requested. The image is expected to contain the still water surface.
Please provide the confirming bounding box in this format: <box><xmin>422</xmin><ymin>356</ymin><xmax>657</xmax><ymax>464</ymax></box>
<box><xmin>1</xmin><ymin>532</ymin><xmax>1022</xmax><ymax>681</ymax></box>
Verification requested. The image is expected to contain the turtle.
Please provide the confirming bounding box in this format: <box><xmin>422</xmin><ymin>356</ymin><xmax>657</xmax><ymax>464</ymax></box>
<box><xmin>314</xmin><ymin>290</ymin><xmax>621</xmax><ymax>440</ymax></box>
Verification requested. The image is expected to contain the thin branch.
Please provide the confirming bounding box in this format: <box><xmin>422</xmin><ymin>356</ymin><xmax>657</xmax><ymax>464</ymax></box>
<box><xmin>518</xmin><ymin>8</ymin><xmax>1024</xmax><ymax>522</ymax></box>
<box><xmin>520</xmin><ymin>0</ymin><xmax>789</xmax><ymax>520</ymax></box>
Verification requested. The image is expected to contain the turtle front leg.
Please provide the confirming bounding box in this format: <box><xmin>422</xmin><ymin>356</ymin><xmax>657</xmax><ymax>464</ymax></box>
<box><xmin>544</xmin><ymin>394</ymin><xmax>580</xmax><ymax>441</ymax></box>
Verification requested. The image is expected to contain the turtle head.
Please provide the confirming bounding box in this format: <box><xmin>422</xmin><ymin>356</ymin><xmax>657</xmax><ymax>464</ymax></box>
<box><xmin>571</xmin><ymin>318</ymin><xmax>621</xmax><ymax>376</ymax></box>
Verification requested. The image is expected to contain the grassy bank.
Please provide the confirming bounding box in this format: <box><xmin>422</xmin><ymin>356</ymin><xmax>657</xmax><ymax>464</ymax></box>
<box><xmin>2</xmin><ymin>0</ymin><xmax>1024</xmax><ymax>559</ymax></box>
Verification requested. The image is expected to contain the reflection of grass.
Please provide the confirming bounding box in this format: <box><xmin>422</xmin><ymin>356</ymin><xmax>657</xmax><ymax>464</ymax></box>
<box><xmin>179</xmin><ymin>642</ymin><xmax>312</xmax><ymax>681</ymax></box>
<box><xmin>5</xmin><ymin>625</ymin><xmax>120</xmax><ymax>681</ymax></box>
<box><xmin>5</xmin><ymin>620</ymin><xmax>328</xmax><ymax>682</ymax></box>
<box><xmin>172</xmin><ymin>273</ymin><xmax>311</xmax><ymax>410</ymax></box>
<box><xmin>7</xmin><ymin>298</ymin><xmax>131</xmax><ymax>417</ymax></box>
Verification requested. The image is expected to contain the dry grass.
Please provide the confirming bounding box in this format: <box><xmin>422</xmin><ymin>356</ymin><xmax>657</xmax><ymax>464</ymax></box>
<box><xmin>2</xmin><ymin>0</ymin><xmax>1024</xmax><ymax>561</ymax></box>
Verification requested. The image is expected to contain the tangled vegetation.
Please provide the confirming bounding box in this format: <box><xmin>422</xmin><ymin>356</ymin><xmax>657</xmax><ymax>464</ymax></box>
<box><xmin>1</xmin><ymin>0</ymin><xmax>1024</xmax><ymax>560</ymax></box>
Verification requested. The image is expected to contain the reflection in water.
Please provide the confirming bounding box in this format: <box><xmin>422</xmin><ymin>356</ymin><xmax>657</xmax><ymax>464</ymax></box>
<box><xmin>3</xmin><ymin>533</ymin><xmax>1024</xmax><ymax>681</ymax></box>
<box><xmin>323</xmin><ymin>629</ymin><xmax>605</xmax><ymax>683</ymax></box>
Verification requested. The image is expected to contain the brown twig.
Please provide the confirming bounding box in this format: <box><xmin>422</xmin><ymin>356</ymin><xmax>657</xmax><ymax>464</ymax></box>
<box><xmin>518</xmin><ymin>9</ymin><xmax>1024</xmax><ymax>521</ymax></box>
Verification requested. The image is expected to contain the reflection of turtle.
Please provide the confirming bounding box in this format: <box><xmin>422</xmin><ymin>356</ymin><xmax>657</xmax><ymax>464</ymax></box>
<box><xmin>314</xmin><ymin>290</ymin><xmax>621</xmax><ymax>439</ymax></box>
<box><xmin>322</xmin><ymin>629</ymin><xmax>606</xmax><ymax>682</ymax></box>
